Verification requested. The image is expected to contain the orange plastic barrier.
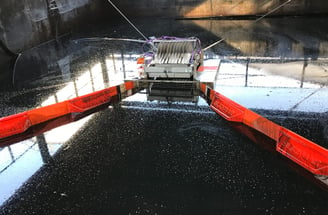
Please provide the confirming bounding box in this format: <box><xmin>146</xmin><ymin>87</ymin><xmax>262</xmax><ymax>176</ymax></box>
<box><xmin>0</xmin><ymin>82</ymin><xmax>136</xmax><ymax>141</ymax></box>
<box><xmin>200</xmin><ymin>83</ymin><xmax>328</xmax><ymax>176</ymax></box>
<box><xmin>0</xmin><ymin>113</ymin><xmax>31</xmax><ymax>139</ymax></box>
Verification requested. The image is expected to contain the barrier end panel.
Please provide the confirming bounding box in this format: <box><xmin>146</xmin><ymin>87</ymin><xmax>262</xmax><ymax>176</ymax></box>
<box><xmin>210</xmin><ymin>92</ymin><xmax>245</xmax><ymax>122</ymax></box>
<box><xmin>277</xmin><ymin>128</ymin><xmax>328</xmax><ymax>176</ymax></box>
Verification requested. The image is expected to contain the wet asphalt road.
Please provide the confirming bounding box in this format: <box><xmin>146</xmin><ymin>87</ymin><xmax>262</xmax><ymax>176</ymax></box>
<box><xmin>1</xmin><ymin>100</ymin><xmax>328</xmax><ymax>215</ymax></box>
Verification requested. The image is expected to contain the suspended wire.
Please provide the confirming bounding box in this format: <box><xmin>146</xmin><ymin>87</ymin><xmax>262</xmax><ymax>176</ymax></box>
<box><xmin>202</xmin><ymin>39</ymin><xmax>225</xmax><ymax>52</ymax></box>
<box><xmin>254</xmin><ymin>0</ymin><xmax>292</xmax><ymax>23</ymax></box>
<box><xmin>203</xmin><ymin>0</ymin><xmax>293</xmax><ymax>51</ymax></box>
<box><xmin>73</xmin><ymin>37</ymin><xmax>147</xmax><ymax>44</ymax></box>
<box><xmin>12</xmin><ymin>53</ymin><xmax>22</xmax><ymax>86</ymax></box>
<box><xmin>107</xmin><ymin>0</ymin><xmax>148</xmax><ymax>41</ymax></box>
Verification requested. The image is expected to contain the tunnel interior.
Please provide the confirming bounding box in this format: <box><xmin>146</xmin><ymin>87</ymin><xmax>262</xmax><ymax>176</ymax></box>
<box><xmin>0</xmin><ymin>0</ymin><xmax>328</xmax><ymax>214</ymax></box>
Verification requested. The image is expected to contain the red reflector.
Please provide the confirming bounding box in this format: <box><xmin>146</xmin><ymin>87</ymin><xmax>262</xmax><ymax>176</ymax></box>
<box><xmin>197</xmin><ymin>66</ymin><xmax>218</xmax><ymax>72</ymax></box>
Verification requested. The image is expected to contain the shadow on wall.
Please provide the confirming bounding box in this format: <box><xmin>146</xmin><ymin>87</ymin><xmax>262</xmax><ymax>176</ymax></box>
<box><xmin>0</xmin><ymin>48</ymin><xmax>16</xmax><ymax>90</ymax></box>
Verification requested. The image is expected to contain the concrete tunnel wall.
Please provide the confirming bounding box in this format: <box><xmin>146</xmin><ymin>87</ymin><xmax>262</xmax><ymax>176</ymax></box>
<box><xmin>0</xmin><ymin>0</ymin><xmax>110</xmax><ymax>87</ymax></box>
<box><xmin>0</xmin><ymin>0</ymin><xmax>109</xmax><ymax>52</ymax></box>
